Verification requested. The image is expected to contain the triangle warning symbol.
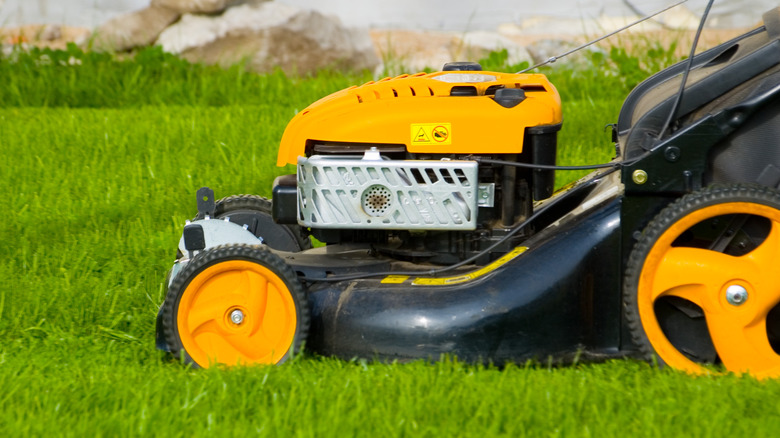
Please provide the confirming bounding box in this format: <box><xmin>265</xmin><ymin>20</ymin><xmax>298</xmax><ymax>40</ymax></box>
<box><xmin>414</xmin><ymin>127</ymin><xmax>430</xmax><ymax>142</ymax></box>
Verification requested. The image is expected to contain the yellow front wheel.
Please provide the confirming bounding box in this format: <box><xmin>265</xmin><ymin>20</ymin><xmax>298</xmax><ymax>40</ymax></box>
<box><xmin>624</xmin><ymin>184</ymin><xmax>780</xmax><ymax>379</ymax></box>
<box><xmin>162</xmin><ymin>244</ymin><xmax>309</xmax><ymax>368</ymax></box>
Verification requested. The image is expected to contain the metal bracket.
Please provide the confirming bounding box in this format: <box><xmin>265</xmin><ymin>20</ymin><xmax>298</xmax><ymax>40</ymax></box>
<box><xmin>196</xmin><ymin>187</ymin><xmax>216</xmax><ymax>217</ymax></box>
<box><xmin>477</xmin><ymin>183</ymin><xmax>495</xmax><ymax>207</ymax></box>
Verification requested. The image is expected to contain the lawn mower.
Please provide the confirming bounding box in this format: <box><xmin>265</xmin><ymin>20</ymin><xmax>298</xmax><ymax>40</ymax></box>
<box><xmin>156</xmin><ymin>2</ymin><xmax>780</xmax><ymax>378</ymax></box>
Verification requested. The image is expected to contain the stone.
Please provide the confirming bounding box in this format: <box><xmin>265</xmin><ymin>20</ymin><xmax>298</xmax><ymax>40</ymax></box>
<box><xmin>525</xmin><ymin>39</ymin><xmax>598</xmax><ymax>69</ymax></box>
<box><xmin>457</xmin><ymin>31</ymin><xmax>533</xmax><ymax>67</ymax></box>
<box><xmin>38</xmin><ymin>24</ymin><xmax>62</xmax><ymax>42</ymax></box>
<box><xmin>151</xmin><ymin>0</ymin><xmax>271</xmax><ymax>15</ymax></box>
<box><xmin>371</xmin><ymin>29</ymin><xmax>459</xmax><ymax>74</ymax></box>
<box><xmin>91</xmin><ymin>5</ymin><xmax>180</xmax><ymax>52</ymax></box>
<box><xmin>156</xmin><ymin>2</ymin><xmax>379</xmax><ymax>74</ymax></box>
<box><xmin>370</xmin><ymin>29</ymin><xmax>538</xmax><ymax>74</ymax></box>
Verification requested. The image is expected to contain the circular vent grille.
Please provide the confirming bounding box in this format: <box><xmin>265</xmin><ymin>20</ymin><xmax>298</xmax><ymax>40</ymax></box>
<box><xmin>361</xmin><ymin>185</ymin><xmax>392</xmax><ymax>217</ymax></box>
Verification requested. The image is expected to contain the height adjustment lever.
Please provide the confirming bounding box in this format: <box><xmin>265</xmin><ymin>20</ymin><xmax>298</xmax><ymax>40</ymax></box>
<box><xmin>196</xmin><ymin>187</ymin><xmax>216</xmax><ymax>218</ymax></box>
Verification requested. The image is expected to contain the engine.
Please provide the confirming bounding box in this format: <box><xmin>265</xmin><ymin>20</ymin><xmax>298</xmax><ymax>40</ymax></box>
<box><xmin>272</xmin><ymin>63</ymin><xmax>563</xmax><ymax>263</ymax></box>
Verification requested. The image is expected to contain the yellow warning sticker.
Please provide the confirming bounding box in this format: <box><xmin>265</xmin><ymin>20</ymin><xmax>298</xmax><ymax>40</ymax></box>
<box><xmin>379</xmin><ymin>246</ymin><xmax>528</xmax><ymax>286</ymax></box>
<box><xmin>381</xmin><ymin>275</ymin><xmax>410</xmax><ymax>284</ymax></box>
<box><xmin>411</xmin><ymin>123</ymin><xmax>451</xmax><ymax>146</ymax></box>
<box><xmin>411</xmin><ymin>246</ymin><xmax>527</xmax><ymax>286</ymax></box>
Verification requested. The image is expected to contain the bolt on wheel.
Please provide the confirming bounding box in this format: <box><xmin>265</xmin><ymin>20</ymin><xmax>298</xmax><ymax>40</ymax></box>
<box><xmin>162</xmin><ymin>244</ymin><xmax>309</xmax><ymax>368</ymax></box>
<box><xmin>624</xmin><ymin>184</ymin><xmax>780</xmax><ymax>378</ymax></box>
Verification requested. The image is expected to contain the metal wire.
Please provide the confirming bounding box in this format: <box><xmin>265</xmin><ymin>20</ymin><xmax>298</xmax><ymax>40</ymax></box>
<box><xmin>518</xmin><ymin>0</ymin><xmax>688</xmax><ymax>73</ymax></box>
<box><xmin>300</xmin><ymin>167</ymin><xmax>619</xmax><ymax>283</ymax></box>
<box><xmin>298</xmin><ymin>0</ymin><xmax>711</xmax><ymax>284</ymax></box>
<box><xmin>472</xmin><ymin>157</ymin><xmax>619</xmax><ymax>170</ymax></box>
<box><xmin>656</xmin><ymin>0</ymin><xmax>715</xmax><ymax>140</ymax></box>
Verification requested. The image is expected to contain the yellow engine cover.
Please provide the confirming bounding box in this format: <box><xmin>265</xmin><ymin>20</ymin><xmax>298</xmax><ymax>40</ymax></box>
<box><xmin>277</xmin><ymin>71</ymin><xmax>562</xmax><ymax>166</ymax></box>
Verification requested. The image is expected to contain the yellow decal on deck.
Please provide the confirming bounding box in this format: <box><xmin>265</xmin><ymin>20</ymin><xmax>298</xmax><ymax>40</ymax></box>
<box><xmin>381</xmin><ymin>275</ymin><xmax>410</xmax><ymax>284</ymax></box>
<box><xmin>379</xmin><ymin>246</ymin><xmax>528</xmax><ymax>286</ymax></box>
<box><xmin>411</xmin><ymin>123</ymin><xmax>451</xmax><ymax>146</ymax></box>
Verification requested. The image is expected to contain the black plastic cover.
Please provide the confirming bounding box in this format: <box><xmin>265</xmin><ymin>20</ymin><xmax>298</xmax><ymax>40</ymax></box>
<box><xmin>450</xmin><ymin>86</ymin><xmax>478</xmax><ymax>96</ymax></box>
<box><xmin>528</xmin><ymin>123</ymin><xmax>561</xmax><ymax>200</ymax></box>
<box><xmin>494</xmin><ymin>88</ymin><xmax>526</xmax><ymax>108</ymax></box>
<box><xmin>442</xmin><ymin>61</ymin><xmax>483</xmax><ymax>71</ymax></box>
<box><xmin>272</xmin><ymin>174</ymin><xmax>299</xmax><ymax>224</ymax></box>
<box><xmin>302</xmin><ymin>198</ymin><xmax>624</xmax><ymax>364</ymax></box>
<box><xmin>182</xmin><ymin>224</ymin><xmax>206</xmax><ymax>252</ymax></box>
<box><xmin>617</xmin><ymin>26</ymin><xmax>780</xmax><ymax>158</ymax></box>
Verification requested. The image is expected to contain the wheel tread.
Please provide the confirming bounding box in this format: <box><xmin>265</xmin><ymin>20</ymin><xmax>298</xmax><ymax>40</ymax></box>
<box><xmin>623</xmin><ymin>183</ymin><xmax>780</xmax><ymax>366</ymax></box>
<box><xmin>195</xmin><ymin>194</ymin><xmax>312</xmax><ymax>251</ymax></box>
<box><xmin>161</xmin><ymin>243</ymin><xmax>310</xmax><ymax>367</ymax></box>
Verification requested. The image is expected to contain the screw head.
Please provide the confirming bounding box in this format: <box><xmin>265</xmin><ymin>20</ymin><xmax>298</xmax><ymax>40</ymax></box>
<box><xmin>664</xmin><ymin>146</ymin><xmax>681</xmax><ymax>162</ymax></box>
<box><xmin>726</xmin><ymin>285</ymin><xmax>748</xmax><ymax>306</ymax></box>
<box><xmin>230</xmin><ymin>309</ymin><xmax>245</xmax><ymax>325</ymax></box>
<box><xmin>632</xmin><ymin>169</ymin><xmax>648</xmax><ymax>185</ymax></box>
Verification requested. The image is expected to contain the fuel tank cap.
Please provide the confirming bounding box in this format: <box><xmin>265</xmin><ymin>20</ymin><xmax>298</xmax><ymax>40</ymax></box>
<box><xmin>442</xmin><ymin>61</ymin><xmax>483</xmax><ymax>71</ymax></box>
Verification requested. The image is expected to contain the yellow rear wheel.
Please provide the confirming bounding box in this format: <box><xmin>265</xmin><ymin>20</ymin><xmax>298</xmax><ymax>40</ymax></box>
<box><xmin>624</xmin><ymin>184</ymin><xmax>780</xmax><ymax>378</ymax></box>
<box><xmin>162</xmin><ymin>244</ymin><xmax>309</xmax><ymax>368</ymax></box>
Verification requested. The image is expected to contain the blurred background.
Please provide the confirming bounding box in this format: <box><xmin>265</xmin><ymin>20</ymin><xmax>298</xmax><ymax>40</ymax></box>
<box><xmin>1</xmin><ymin>0</ymin><xmax>776</xmax><ymax>75</ymax></box>
<box><xmin>1</xmin><ymin>0</ymin><xmax>776</xmax><ymax>30</ymax></box>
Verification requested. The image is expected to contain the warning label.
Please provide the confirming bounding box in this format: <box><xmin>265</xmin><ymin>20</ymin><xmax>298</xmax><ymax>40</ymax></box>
<box><xmin>414</xmin><ymin>128</ymin><xmax>430</xmax><ymax>142</ymax></box>
<box><xmin>411</xmin><ymin>123</ymin><xmax>451</xmax><ymax>146</ymax></box>
<box><xmin>411</xmin><ymin>246</ymin><xmax>527</xmax><ymax>286</ymax></box>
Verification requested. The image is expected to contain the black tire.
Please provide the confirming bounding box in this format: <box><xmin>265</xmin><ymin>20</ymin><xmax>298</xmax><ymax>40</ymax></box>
<box><xmin>162</xmin><ymin>244</ymin><xmax>310</xmax><ymax>368</ymax></box>
<box><xmin>623</xmin><ymin>184</ymin><xmax>780</xmax><ymax>377</ymax></box>
<box><xmin>195</xmin><ymin>195</ymin><xmax>311</xmax><ymax>252</ymax></box>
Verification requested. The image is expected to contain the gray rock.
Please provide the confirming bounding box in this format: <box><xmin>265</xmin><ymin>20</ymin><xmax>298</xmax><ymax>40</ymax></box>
<box><xmin>91</xmin><ymin>5</ymin><xmax>180</xmax><ymax>52</ymax></box>
<box><xmin>458</xmin><ymin>31</ymin><xmax>532</xmax><ymax>66</ymax></box>
<box><xmin>370</xmin><ymin>29</ymin><xmax>459</xmax><ymax>74</ymax></box>
<box><xmin>525</xmin><ymin>39</ymin><xmax>599</xmax><ymax>69</ymax></box>
<box><xmin>38</xmin><ymin>24</ymin><xmax>62</xmax><ymax>42</ymax></box>
<box><xmin>151</xmin><ymin>0</ymin><xmax>271</xmax><ymax>15</ymax></box>
<box><xmin>526</xmin><ymin>39</ymin><xmax>577</xmax><ymax>64</ymax></box>
<box><xmin>156</xmin><ymin>2</ymin><xmax>379</xmax><ymax>74</ymax></box>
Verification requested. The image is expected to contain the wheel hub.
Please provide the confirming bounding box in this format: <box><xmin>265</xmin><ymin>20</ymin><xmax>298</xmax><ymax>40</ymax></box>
<box><xmin>229</xmin><ymin>308</ymin><xmax>245</xmax><ymax>325</ymax></box>
<box><xmin>726</xmin><ymin>284</ymin><xmax>749</xmax><ymax>306</ymax></box>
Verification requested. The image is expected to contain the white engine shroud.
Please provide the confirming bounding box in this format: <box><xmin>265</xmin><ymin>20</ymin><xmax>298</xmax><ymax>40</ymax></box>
<box><xmin>296</xmin><ymin>151</ymin><xmax>482</xmax><ymax>230</ymax></box>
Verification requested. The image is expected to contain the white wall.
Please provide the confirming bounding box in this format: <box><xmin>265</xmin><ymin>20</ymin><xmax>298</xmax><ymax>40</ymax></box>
<box><xmin>0</xmin><ymin>0</ymin><xmax>148</xmax><ymax>28</ymax></box>
<box><xmin>278</xmin><ymin>0</ymin><xmax>777</xmax><ymax>30</ymax></box>
<box><xmin>0</xmin><ymin>0</ymin><xmax>776</xmax><ymax>29</ymax></box>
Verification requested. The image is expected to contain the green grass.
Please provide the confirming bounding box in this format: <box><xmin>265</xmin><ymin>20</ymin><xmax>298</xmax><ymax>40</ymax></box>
<box><xmin>0</xmin><ymin>45</ymin><xmax>369</xmax><ymax>108</ymax></box>
<box><xmin>4</xmin><ymin>342</ymin><xmax>780</xmax><ymax>437</ymax></box>
<box><xmin>1</xmin><ymin>106</ymin><xmax>294</xmax><ymax>341</ymax></box>
<box><xmin>3</xmin><ymin>45</ymin><xmax>778</xmax><ymax>436</ymax></box>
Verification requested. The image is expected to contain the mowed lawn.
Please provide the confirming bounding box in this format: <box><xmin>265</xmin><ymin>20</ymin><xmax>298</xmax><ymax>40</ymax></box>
<box><xmin>2</xmin><ymin>46</ymin><xmax>780</xmax><ymax>436</ymax></box>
